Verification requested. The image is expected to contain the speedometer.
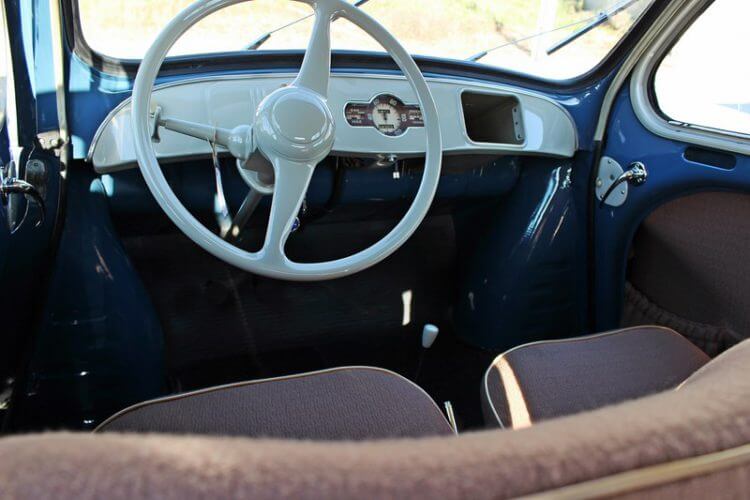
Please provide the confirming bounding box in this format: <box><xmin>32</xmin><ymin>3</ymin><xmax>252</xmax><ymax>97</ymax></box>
<box><xmin>345</xmin><ymin>94</ymin><xmax>423</xmax><ymax>137</ymax></box>
<box><xmin>372</xmin><ymin>100</ymin><xmax>402</xmax><ymax>135</ymax></box>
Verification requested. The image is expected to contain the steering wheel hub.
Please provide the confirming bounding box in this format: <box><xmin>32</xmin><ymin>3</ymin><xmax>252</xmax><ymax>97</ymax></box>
<box><xmin>254</xmin><ymin>87</ymin><xmax>335</xmax><ymax>162</ymax></box>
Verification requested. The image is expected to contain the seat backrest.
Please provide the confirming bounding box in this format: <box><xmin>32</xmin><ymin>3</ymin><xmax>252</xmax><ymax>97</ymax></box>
<box><xmin>482</xmin><ymin>326</ymin><xmax>710</xmax><ymax>428</ymax></box>
<box><xmin>1</xmin><ymin>340</ymin><xmax>750</xmax><ymax>499</ymax></box>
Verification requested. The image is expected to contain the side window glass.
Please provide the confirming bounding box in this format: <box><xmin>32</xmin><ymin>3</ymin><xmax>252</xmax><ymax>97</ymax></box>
<box><xmin>653</xmin><ymin>0</ymin><xmax>750</xmax><ymax>136</ymax></box>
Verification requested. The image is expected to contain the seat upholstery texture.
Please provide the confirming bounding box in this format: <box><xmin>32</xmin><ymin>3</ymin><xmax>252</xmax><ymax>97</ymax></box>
<box><xmin>1</xmin><ymin>338</ymin><xmax>749</xmax><ymax>499</ymax></box>
<box><xmin>482</xmin><ymin>326</ymin><xmax>710</xmax><ymax>428</ymax></box>
<box><xmin>96</xmin><ymin>366</ymin><xmax>453</xmax><ymax>439</ymax></box>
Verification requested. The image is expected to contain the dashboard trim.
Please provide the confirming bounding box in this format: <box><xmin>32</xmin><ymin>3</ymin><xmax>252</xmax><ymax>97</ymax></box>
<box><xmin>88</xmin><ymin>72</ymin><xmax>579</xmax><ymax>171</ymax></box>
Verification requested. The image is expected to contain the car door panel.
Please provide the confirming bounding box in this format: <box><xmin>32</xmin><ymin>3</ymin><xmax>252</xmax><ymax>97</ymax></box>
<box><xmin>595</xmin><ymin>85</ymin><xmax>750</xmax><ymax>348</ymax></box>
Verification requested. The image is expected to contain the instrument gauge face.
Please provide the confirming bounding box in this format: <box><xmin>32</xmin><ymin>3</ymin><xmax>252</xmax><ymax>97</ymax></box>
<box><xmin>344</xmin><ymin>94</ymin><xmax>423</xmax><ymax>137</ymax></box>
<box><xmin>372</xmin><ymin>100</ymin><xmax>402</xmax><ymax>135</ymax></box>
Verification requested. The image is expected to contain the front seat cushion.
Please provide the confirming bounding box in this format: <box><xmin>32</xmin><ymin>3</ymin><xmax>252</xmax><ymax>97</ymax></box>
<box><xmin>97</xmin><ymin>366</ymin><xmax>454</xmax><ymax>440</ymax></box>
<box><xmin>482</xmin><ymin>326</ymin><xmax>710</xmax><ymax>428</ymax></box>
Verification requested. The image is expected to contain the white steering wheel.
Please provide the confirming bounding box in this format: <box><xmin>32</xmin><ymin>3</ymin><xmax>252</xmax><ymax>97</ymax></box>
<box><xmin>131</xmin><ymin>0</ymin><xmax>442</xmax><ymax>281</ymax></box>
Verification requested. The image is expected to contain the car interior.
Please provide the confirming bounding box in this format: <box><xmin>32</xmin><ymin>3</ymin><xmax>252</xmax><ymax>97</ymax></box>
<box><xmin>1</xmin><ymin>0</ymin><xmax>750</xmax><ymax>498</ymax></box>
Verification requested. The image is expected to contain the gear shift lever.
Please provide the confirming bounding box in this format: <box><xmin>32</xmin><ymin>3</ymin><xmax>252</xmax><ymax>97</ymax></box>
<box><xmin>413</xmin><ymin>324</ymin><xmax>439</xmax><ymax>381</ymax></box>
<box><xmin>422</xmin><ymin>324</ymin><xmax>439</xmax><ymax>348</ymax></box>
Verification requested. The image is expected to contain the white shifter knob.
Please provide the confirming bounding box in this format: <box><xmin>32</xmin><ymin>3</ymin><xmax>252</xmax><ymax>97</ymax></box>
<box><xmin>422</xmin><ymin>324</ymin><xmax>439</xmax><ymax>349</ymax></box>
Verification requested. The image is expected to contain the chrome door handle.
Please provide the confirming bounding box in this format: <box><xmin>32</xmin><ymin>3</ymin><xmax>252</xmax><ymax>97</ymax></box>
<box><xmin>599</xmin><ymin>161</ymin><xmax>648</xmax><ymax>208</ymax></box>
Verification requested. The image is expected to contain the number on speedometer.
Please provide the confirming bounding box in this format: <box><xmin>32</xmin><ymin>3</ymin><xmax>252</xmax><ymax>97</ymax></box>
<box><xmin>345</xmin><ymin>94</ymin><xmax>423</xmax><ymax>137</ymax></box>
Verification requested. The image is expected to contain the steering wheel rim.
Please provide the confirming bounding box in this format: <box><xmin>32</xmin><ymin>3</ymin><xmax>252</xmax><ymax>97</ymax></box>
<box><xmin>131</xmin><ymin>0</ymin><xmax>442</xmax><ymax>281</ymax></box>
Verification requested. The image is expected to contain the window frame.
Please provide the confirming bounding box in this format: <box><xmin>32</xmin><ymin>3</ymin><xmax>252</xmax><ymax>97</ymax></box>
<box><xmin>631</xmin><ymin>0</ymin><xmax>750</xmax><ymax>155</ymax></box>
<box><xmin>0</xmin><ymin>1</ymin><xmax>9</xmax><ymax>130</ymax></box>
<box><xmin>63</xmin><ymin>0</ymin><xmax>669</xmax><ymax>92</ymax></box>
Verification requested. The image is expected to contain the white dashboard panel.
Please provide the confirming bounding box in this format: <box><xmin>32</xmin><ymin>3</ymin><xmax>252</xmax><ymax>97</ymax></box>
<box><xmin>89</xmin><ymin>73</ymin><xmax>578</xmax><ymax>173</ymax></box>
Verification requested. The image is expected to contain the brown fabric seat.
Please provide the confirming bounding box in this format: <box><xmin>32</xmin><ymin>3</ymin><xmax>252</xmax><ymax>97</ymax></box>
<box><xmin>96</xmin><ymin>366</ymin><xmax>454</xmax><ymax>439</ymax></box>
<box><xmin>3</xmin><ymin>339</ymin><xmax>750</xmax><ymax>499</ymax></box>
<box><xmin>482</xmin><ymin>326</ymin><xmax>710</xmax><ymax>428</ymax></box>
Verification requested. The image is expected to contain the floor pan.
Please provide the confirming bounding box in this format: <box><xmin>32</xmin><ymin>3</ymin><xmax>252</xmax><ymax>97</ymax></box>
<box><xmin>123</xmin><ymin>215</ymin><xmax>499</xmax><ymax>429</ymax></box>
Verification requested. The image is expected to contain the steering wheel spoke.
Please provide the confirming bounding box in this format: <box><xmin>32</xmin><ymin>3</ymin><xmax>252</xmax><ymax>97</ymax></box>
<box><xmin>259</xmin><ymin>157</ymin><xmax>316</xmax><ymax>263</ymax></box>
<box><xmin>131</xmin><ymin>0</ymin><xmax>441</xmax><ymax>280</ymax></box>
<box><xmin>292</xmin><ymin>3</ymin><xmax>334</xmax><ymax>98</ymax></box>
<box><xmin>156</xmin><ymin>115</ymin><xmax>255</xmax><ymax>161</ymax></box>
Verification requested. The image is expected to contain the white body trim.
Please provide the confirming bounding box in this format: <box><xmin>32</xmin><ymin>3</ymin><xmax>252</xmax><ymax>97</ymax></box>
<box><xmin>593</xmin><ymin>0</ymin><xmax>695</xmax><ymax>143</ymax></box>
<box><xmin>629</xmin><ymin>0</ymin><xmax>750</xmax><ymax>156</ymax></box>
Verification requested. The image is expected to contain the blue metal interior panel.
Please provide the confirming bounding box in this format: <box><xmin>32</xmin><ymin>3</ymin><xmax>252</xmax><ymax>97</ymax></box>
<box><xmin>11</xmin><ymin>169</ymin><xmax>167</xmax><ymax>431</ymax></box>
<box><xmin>3</xmin><ymin>0</ymin><xmax>660</xmax><ymax>430</ymax></box>
<box><xmin>595</xmin><ymin>83</ymin><xmax>750</xmax><ymax>331</ymax></box>
<box><xmin>453</xmin><ymin>157</ymin><xmax>588</xmax><ymax>349</ymax></box>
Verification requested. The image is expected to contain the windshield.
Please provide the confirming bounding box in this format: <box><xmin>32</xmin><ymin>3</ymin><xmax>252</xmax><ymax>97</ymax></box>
<box><xmin>77</xmin><ymin>0</ymin><xmax>654</xmax><ymax>80</ymax></box>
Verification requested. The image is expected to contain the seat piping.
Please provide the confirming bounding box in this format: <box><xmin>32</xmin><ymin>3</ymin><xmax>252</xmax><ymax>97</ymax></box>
<box><xmin>482</xmin><ymin>326</ymin><xmax>701</xmax><ymax>428</ymax></box>
<box><xmin>95</xmin><ymin>365</ymin><xmax>451</xmax><ymax>433</ymax></box>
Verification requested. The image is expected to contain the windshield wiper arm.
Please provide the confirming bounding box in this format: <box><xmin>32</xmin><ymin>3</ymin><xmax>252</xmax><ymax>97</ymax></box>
<box><xmin>466</xmin><ymin>15</ymin><xmax>597</xmax><ymax>62</ymax></box>
<box><xmin>466</xmin><ymin>0</ymin><xmax>642</xmax><ymax>63</ymax></box>
<box><xmin>245</xmin><ymin>0</ymin><xmax>371</xmax><ymax>51</ymax></box>
<box><xmin>546</xmin><ymin>0</ymin><xmax>640</xmax><ymax>55</ymax></box>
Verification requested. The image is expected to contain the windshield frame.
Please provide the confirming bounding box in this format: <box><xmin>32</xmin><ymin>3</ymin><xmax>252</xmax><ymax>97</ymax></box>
<box><xmin>62</xmin><ymin>0</ymin><xmax>669</xmax><ymax>92</ymax></box>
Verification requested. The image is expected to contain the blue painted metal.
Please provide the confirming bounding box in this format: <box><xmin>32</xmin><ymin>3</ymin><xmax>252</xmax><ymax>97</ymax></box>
<box><xmin>0</xmin><ymin>149</ymin><xmax>62</xmax><ymax>377</ymax></box>
<box><xmin>338</xmin><ymin>157</ymin><xmax>521</xmax><ymax>203</ymax></box>
<box><xmin>5</xmin><ymin>0</ymin><xmax>64</xmax><ymax>135</ymax></box>
<box><xmin>0</xmin><ymin>123</ymin><xmax>10</xmax><ymax>165</ymax></box>
<box><xmin>0</xmin><ymin>1</ymin><xmax>66</xmax><ymax>385</ymax></box>
<box><xmin>55</xmin><ymin>15</ymin><xmax>616</xmax><ymax>357</ymax></box>
<box><xmin>0</xmin><ymin>204</ymin><xmax>8</xmax><ymax>273</ymax></box>
<box><xmin>3</xmin><ymin>7</ymin><xmax>165</xmax><ymax>426</ymax></box>
<box><xmin>100</xmin><ymin>156</ymin><xmax>521</xmax><ymax>222</ymax></box>
<box><xmin>454</xmin><ymin>157</ymin><xmax>588</xmax><ymax>349</ymax></box>
<box><xmin>594</xmin><ymin>84</ymin><xmax>750</xmax><ymax>331</ymax></box>
<box><xmin>4</xmin><ymin>0</ymin><xmax>651</xmax><ymax>432</ymax></box>
<box><xmin>11</xmin><ymin>168</ymin><xmax>167</xmax><ymax>431</ymax></box>
<box><xmin>102</xmin><ymin>160</ymin><xmax>333</xmax><ymax>218</ymax></box>
<box><xmin>4</xmin><ymin>0</ymin><xmax>41</xmax><ymax>145</ymax></box>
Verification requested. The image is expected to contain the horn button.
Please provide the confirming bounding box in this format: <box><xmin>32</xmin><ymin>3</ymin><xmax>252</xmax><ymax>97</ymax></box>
<box><xmin>254</xmin><ymin>87</ymin><xmax>335</xmax><ymax>163</ymax></box>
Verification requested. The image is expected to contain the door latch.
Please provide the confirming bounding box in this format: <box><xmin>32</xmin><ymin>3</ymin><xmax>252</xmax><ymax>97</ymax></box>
<box><xmin>1</xmin><ymin>169</ymin><xmax>46</xmax><ymax>227</ymax></box>
<box><xmin>596</xmin><ymin>157</ymin><xmax>648</xmax><ymax>208</ymax></box>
